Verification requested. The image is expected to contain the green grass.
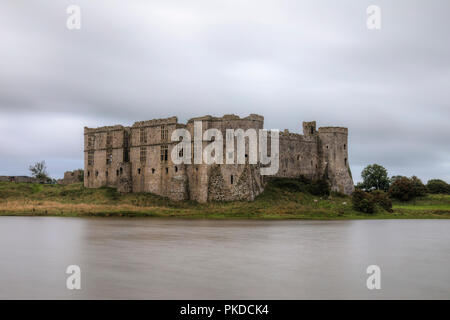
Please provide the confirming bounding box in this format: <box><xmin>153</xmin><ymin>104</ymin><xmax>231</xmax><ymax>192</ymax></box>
<box><xmin>392</xmin><ymin>194</ymin><xmax>450</xmax><ymax>215</ymax></box>
<box><xmin>0</xmin><ymin>181</ymin><xmax>449</xmax><ymax>219</ymax></box>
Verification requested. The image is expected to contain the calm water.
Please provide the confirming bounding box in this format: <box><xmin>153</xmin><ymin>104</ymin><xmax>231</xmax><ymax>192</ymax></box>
<box><xmin>0</xmin><ymin>217</ymin><xmax>449</xmax><ymax>299</ymax></box>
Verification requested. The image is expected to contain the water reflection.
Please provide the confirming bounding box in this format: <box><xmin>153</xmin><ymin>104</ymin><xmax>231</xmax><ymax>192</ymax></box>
<box><xmin>0</xmin><ymin>218</ymin><xmax>449</xmax><ymax>299</ymax></box>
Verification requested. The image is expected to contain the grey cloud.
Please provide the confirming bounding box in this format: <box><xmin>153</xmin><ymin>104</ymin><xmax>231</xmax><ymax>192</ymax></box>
<box><xmin>0</xmin><ymin>0</ymin><xmax>449</xmax><ymax>182</ymax></box>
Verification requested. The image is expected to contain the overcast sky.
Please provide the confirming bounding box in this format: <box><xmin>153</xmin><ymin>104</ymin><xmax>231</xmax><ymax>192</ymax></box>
<box><xmin>0</xmin><ymin>0</ymin><xmax>449</xmax><ymax>182</ymax></box>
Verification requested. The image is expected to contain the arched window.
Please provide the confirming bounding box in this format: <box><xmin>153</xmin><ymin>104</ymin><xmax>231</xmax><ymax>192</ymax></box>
<box><xmin>175</xmin><ymin>166</ymin><xmax>178</xmax><ymax>173</ymax></box>
<box><xmin>138</xmin><ymin>168</ymin><xmax>141</xmax><ymax>175</ymax></box>
<box><xmin>152</xmin><ymin>168</ymin><xmax>155</xmax><ymax>174</ymax></box>
<box><xmin>230</xmin><ymin>175</ymin><xmax>234</xmax><ymax>184</ymax></box>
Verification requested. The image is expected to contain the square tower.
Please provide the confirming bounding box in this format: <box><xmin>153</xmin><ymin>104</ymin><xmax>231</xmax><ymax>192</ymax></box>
<box><xmin>303</xmin><ymin>121</ymin><xmax>317</xmax><ymax>136</ymax></box>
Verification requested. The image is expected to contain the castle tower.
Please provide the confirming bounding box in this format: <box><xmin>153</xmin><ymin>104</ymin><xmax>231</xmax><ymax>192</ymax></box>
<box><xmin>303</xmin><ymin>121</ymin><xmax>317</xmax><ymax>136</ymax></box>
<box><xmin>318</xmin><ymin>127</ymin><xmax>354</xmax><ymax>194</ymax></box>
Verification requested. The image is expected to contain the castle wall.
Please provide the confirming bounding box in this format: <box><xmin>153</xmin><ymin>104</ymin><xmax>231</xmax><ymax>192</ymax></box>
<box><xmin>84</xmin><ymin>125</ymin><xmax>129</xmax><ymax>189</ymax></box>
<box><xmin>83</xmin><ymin>114</ymin><xmax>354</xmax><ymax>202</ymax></box>
<box><xmin>276</xmin><ymin>132</ymin><xmax>321</xmax><ymax>180</ymax></box>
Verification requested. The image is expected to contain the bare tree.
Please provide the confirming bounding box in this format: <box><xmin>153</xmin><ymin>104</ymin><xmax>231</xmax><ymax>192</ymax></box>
<box><xmin>29</xmin><ymin>161</ymin><xmax>49</xmax><ymax>181</ymax></box>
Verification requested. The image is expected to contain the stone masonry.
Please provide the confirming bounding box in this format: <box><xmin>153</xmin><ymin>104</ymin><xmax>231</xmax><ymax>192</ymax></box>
<box><xmin>84</xmin><ymin>114</ymin><xmax>354</xmax><ymax>202</ymax></box>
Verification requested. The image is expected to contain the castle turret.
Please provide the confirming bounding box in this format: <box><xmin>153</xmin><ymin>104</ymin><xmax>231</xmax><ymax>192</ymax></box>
<box><xmin>318</xmin><ymin>127</ymin><xmax>354</xmax><ymax>194</ymax></box>
<box><xmin>303</xmin><ymin>121</ymin><xmax>317</xmax><ymax>136</ymax></box>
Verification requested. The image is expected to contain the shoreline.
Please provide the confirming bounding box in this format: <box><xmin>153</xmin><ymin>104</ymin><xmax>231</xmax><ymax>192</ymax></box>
<box><xmin>1</xmin><ymin>182</ymin><xmax>449</xmax><ymax>220</ymax></box>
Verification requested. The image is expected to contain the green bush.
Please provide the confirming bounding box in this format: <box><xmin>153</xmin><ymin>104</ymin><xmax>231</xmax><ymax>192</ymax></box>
<box><xmin>389</xmin><ymin>176</ymin><xmax>426</xmax><ymax>201</ymax></box>
<box><xmin>268</xmin><ymin>176</ymin><xmax>330</xmax><ymax>196</ymax></box>
<box><xmin>426</xmin><ymin>179</ymin><xmax>450</xmax><ymax>194</ymax></box>
<box><xmin>371</xmin><ymin>190</ymin><xmax>393</xmax><ymax>212</ymax></box>
<box><xmin>352</xmin><ymin>189</ymin><xmax>376</xmax><ymax>214</ymax></box>
<box><xmin>309</xmin><ymin>178</ymin><xmax>330</xmax><ymax>196</ymax></box>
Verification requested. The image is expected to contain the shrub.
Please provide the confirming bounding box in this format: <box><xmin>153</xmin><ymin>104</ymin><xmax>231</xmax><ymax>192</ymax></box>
<box><xmin>426</xmin><ymin>179</ymin><xmax>450</xmax><ymax>194</ymax></box>
<box><xmin>389</xmin><ymin>176</ymin><xmax>426</xmax><ymax>201</ymax></box>
<box><xmin>352</xmin><ymin>189</ymin><xmax>376</xmax><ymax>214</ymax></box>
<box><xmin>309</xmin><ymin>178</ymin><xmax>330</xmax><ymax>196</ymax></box>
<box><xmin>268</xmin><ymin>176</ymin><xmax>330</xmax><ymax>196</ymax></box>
<box><xmin>371</xmin><ymin>190</ymin><xmax>393</xmax><ymax>212</ymax></box>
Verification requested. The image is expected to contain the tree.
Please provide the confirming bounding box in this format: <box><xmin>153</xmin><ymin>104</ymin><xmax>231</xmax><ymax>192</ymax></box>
<box><xmin>410</xmin><ymin>176</ymin><xmax>427</xmax><ymax>197</ymax></box>
<box><xmin>29</xmin><ymin>161</ymin><xmax>49</xmax><ymax>181</ymax></box>
<box><xmin>427</xmin><ymin>179</ymin><xmax>450</xmax><ymax>194</ymax></box>
<box><xmin>360</xmin><ymin>164</ymin><xmax>390</xmax><ymax>191</ymax></box>
<box><xmin>389</xmin><ymin>176</ymin><xmax>426</xmax><ymax>201</ymax></box>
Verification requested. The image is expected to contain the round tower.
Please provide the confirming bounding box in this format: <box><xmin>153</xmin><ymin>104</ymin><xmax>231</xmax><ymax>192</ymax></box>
<box><xmin>318</xmin><ymin>127</ymin><xmax>354</xmax><ymax>194</ymax></box>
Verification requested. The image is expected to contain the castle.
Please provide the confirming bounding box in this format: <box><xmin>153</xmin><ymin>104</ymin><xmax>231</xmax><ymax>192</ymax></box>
<box><xmin>84</xmin><ymin>114</ymin><xmax>354</xmax><ymax>202</ymax></box>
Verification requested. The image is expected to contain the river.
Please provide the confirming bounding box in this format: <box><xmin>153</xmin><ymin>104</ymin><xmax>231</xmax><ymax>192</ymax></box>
<box><xmin>0</xmin><ymin>217</ymin><xmax>449</xmax><ymax>299</ymax></box>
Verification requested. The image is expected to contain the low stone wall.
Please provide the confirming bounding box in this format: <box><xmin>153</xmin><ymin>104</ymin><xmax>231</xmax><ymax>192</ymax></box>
<box><xmin>0</xmin><ymin>176</ymin><xmax>38</xmax><ymax>183</ymax></box>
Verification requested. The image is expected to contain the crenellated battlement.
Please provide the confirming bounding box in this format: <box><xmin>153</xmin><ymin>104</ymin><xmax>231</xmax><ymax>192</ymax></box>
<box><xmin>84</xmin><ymin>125</ymin><xmax>125</xmax><ymax>135</ymax></box>
<box><xmin>187</xmin><ymin>113</ymin><xmax>264</xmax><ymax>123</ymax></box>
<box><xmin>133</xmin><ymin>116</ymin><xmax>178</xmax><ymax>128</ymax></box>
<box><xmin>318</xmin><ymin>127</ymin><xmax>348</xmax><ymax>134</ymax></box>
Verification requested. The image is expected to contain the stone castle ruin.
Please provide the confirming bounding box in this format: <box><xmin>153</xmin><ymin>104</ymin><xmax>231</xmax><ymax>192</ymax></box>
<box><xmin>84</xmin><ymin>114</ymin><xmax>354</xmax><ymax>202</ymax></box>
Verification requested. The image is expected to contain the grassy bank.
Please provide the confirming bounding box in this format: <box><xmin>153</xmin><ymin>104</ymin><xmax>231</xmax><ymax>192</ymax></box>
<box><xmin>0</xmin><ymin>181</ymin><xmax>449</xmax><ymax>219</ymax></box>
